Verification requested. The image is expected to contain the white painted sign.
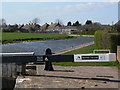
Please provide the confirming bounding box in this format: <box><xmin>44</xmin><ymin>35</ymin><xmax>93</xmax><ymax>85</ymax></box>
<box><xmin>74</xmin><ymin>53</ymin><xmax>116</xmax><ymax>62</ymax></box>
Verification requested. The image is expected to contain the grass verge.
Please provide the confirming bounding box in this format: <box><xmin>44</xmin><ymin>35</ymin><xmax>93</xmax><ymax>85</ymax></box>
<box><xmin>53</xmin><ymin>44</ymin><xmax>120</xmax><ymax>68</ymax></box>
<box><xmin>64</xmin><ymin>44</ymin><xmax>95</xmax><ymax>54</ymax></box>
<box><xmin>53</xmin><ymin>61</ymin><xmax>120</xmax><ymax>67</ymax></box>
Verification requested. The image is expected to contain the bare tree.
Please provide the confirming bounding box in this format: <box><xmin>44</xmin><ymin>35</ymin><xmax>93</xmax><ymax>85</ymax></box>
<box><xmin>55</xmin><ymin>19</ymin><xmax>63</xmax><ymax>25</ymax></box>
<box><xmin>0</xmin><ymin>18</ymin><xmax>6</xmax><ymax>31</ymax></box>
<box><xmin>0</xmin><ymin>18</ymin><xmax>6</xmax><ymax>26</ymax></box>
<box><xmin>32</xmin><ymin>17</ymin><xmax>40</xmax><ymax>24</ymax></box>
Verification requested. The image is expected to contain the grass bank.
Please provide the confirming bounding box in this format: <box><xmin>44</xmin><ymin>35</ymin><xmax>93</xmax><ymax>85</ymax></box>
<box><xmin>53</xmin><ymin>44</ymin><xmax>120</xmax><ymax>68</ymax></box>
<box><xmin>64</xmin><ymin>44</ymin><xmax>95</xmax><ymax>54</ymax></box>
<box><xmin>2</xmin><ymin>33</ymin><xmax>74</xmax><ymax>44</ymax></box>
<box><xmin>53</xmin><ymin>61</ymin><xmax>120</xmax><ymax>67</ymax></box>
<box><xmin>73</xmin><ymin>34</ymin><xmax>94</xmax><ymax>35</ymax></box>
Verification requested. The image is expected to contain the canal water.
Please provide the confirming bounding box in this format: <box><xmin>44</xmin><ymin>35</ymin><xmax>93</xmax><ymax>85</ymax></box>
<box><xmin>2</xmin><ymin>37</ymin><xmax>94</xmax><ymax>55</ymax></box>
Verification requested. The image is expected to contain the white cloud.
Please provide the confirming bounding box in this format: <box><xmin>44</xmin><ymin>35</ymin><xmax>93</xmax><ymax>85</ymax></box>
<box><xmin>53</xmin><ymin>2</ymin><xmax>116</xmax><ymax>14</ymax></box>
<box><xmin>34</xmin><ymin>2</ymin><xmax>117</xmax><ymax>24</ymax></box>
<box><xmin>2</xmin><ymin>2</ymin><xmax>117</xmax><ymax>25</ymax></box>
<box><xmin>1</xmin><ymin>0</ymin><xmax>120</xmax><ymax>2</ymax></box>
<box><xmin>108</xmin><ymin>0</ymin><xmax>120</xmax><ymax>2</ymax></box>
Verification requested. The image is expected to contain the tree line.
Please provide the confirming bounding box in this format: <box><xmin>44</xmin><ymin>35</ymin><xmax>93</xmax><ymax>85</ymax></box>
<box><xmin>0</xmin><ymin>18</ymin><xmax>120</xmax><ymax>33</ymax></box>
<box><xmin>67</xmin><ymin>20</ymin><xmax>92</xmax><ymax>26</ymax></box>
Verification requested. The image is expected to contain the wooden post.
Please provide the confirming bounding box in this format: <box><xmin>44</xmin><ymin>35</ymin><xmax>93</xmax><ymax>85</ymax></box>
<box><xmin>16</xmin><ymin>64</ymin><xmax>26</xmax><ymax>75</ymax></box>
<box><xmin>16</xmin><ymin>64</ymin><xmax>22</xmax><ymax>75</ymax></box>
<box><xmin>11</xmin><ymin>63</ymin><xmax>17</xmax><ymax>78</ymax></box>
<box><xmin>21</xmin><ymin>64</ymin><xmax>26</xmax><ymax>75</ymax></box>
<box><xmin>117</xmin><ymin>46</ymin><xmax>120</xmax><ymax>63</ymax></box>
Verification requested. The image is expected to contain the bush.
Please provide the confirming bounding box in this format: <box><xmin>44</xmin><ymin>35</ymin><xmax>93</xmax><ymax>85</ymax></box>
<box><xmin>109</xmin><ymin>33</ymin><xmax>120</xmax><ymax>52</ymax></box>
<box><xmin>94</xmin><ymin>30</ymin><xmax>109</xmax><ymax>49</ymax></box>
<box><xmin>94</xmin><ymin>30</ymin><xmax>120</xmax><ymax>53</ymax></box>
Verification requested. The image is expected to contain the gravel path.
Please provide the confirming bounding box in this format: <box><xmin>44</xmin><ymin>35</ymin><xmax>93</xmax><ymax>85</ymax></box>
<box><xmin>15</xmin><ymin>65</ymin><xmax>120</xmax><ymax>89</ymax></box>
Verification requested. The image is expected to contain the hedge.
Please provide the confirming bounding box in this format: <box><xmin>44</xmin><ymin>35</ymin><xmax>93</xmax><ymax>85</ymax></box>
<box><xmin>94</xmin><ymin>30</ymin><xmax>120</xmax><ymax>53</ymax></box>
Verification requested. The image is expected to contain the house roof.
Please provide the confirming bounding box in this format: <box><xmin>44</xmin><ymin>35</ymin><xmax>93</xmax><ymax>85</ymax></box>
<box><xmin>115</xmin><ymin>20</ymin><xmax>120</xmax><ymax>25</ymax></box>
<box><xmin>21</xmin><ymin>24</ymin><xmax>40</xmax><ymax>30</ymax></box>
<box><xmin>21</xmin><ymin>24</ymin><xmax>32</xmax><ymax>29</ymax></box>
<box><xmin>40</xmin><ymin>23</ymin><xmax>49</xmax><ymax>30</ymax></box>
<box><xmin>47</xmin><ymin>23</ymin><xmax>58</xmax><ymax>29</ymax></box>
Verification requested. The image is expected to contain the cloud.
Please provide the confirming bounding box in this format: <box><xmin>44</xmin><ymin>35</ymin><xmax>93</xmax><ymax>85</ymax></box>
<box><xmin>34</xmin><ymin>2</ymin><xmax>116</xmax><ymax>24</ymax></box>
<box><xmin>108</xmin><ymin>0</ymin><xmax>119</xmax><ymax>2</ymax></box>
<box><xmin>2</xmin><ymin>2</ymin><xmax>117</xmax><ymax>25</ymax></box>
<box><xmin>34</xmin><ymin>2</ymin><xmax>116</xmax><ymax>20</ymax></box>
<box><xmin>1</xmin><ymin>0</ymin><xmax>120</xmax><ymax>2</ymax></box>
<box><xmin>52</xmin><ymin>2</ymin><xmax>116</xmax><ymax>14</ymax></box>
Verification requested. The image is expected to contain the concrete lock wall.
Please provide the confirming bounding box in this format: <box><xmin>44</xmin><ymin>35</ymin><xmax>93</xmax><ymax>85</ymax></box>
<box><xmin>117</xmin><ymin>46</ymin><xmax>120</xmax><ymax>62</ymax></box>
<box><xmin>2</xmin><ymin>63</ymin><xmax>25</xmax><ymax>78</ymax></box>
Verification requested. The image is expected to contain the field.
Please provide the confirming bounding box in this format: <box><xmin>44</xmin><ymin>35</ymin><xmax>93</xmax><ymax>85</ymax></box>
<box><xmin>2</xmin><ymin>32</ymin><xmax>73</xmax><ymax>44</ymax></box>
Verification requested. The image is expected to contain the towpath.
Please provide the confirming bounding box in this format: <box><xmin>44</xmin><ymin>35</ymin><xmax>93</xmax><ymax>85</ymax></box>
<box><xmin>15</xmin><ymin>66</ymin><xmax>119</xmax><ymax>89</ymax></box>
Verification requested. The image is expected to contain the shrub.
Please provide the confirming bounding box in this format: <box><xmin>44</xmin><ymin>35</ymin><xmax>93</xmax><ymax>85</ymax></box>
<box><xmin>94</xmin><ymin>30</ymin><xmax>120</xmax><ymax>53</ymax></box>
<box><xmin>109</xmin><ymin>33</ymin><xmax>120</xmax><ymax>52</ymax></box>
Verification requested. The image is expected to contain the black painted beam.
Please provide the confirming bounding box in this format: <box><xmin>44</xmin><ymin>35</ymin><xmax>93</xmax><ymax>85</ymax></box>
<box><xmin>1</xmin><ymin>55</ymin><xmax>74</xmax><ymax>63</ymax></box>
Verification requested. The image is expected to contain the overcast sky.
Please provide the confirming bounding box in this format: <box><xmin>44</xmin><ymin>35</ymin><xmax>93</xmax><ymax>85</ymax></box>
<box><xmin>1</xmin><ymin>0</ymin><xmax>119</xmax><ymax>25</ymax></box>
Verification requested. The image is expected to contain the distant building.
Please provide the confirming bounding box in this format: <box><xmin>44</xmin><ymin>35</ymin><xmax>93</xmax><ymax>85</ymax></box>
<box><xmin>46</xmin><ymin>23</ymin><xmax>62</xmax><ymax>31</ymax></box>
<box><xmin>61</xmin><ymin>26</ymin><xmax>85</xmax><ymax>34</ymax></box>
<box><xmin>1</xmin><ymin>21</ymin><xmax>112</xmax><ymax>33</ymax></box>
<box><xmin>40</xmin><ymin>23</ymin><xmax>49</xmax><ymax>31</ymax></box>
<box><xmin>19</xmin><ymin>23</ymin><xmax>40</xmax><ymax>32</ymax></box>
